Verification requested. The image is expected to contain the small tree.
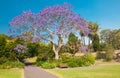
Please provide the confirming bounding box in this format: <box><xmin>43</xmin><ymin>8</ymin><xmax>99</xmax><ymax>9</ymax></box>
<box><xmin>9</xmin><ymin>4</ymin><xmax>89</xmax><ymax>60</ymax></box>
<box><xmin>67</xmin><ymin>33</ymin><xmax>81</xmax><ymax>55</ymax></box>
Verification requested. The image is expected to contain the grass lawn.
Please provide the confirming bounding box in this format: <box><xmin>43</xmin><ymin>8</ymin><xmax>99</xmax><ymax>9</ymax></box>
<box><xmin>0</xmin><ymin>69</ymin><xmax>23</xmax><ymax>78</ymax></box>
<box><xmin>48</xmin><ymin>62</ymin><xmax>120</xmax><ymax>78</ymax></box>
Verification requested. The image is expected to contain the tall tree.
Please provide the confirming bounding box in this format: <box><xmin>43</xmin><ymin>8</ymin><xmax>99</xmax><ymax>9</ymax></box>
<box><xmin>88</xmin><ymin>22</ymin><xmax>99</xmax><ymax>51</ymax></box>
<box><xmin>112</xmin><ymin>29</ymin><xmax>120</xmax><ymax>49</ymax></box>
<box><xmin>100</xmin><ymin>29</ymin><xmax>112</xmax><ymax>45</ymax></box>
<box><xmin>92</xmin><ymin>34</ymin><xmax>100</xmax><ymax>52</ymax></box>
<box><xmin>100</xmin><ymin>29</ymin><xmax>120</xmax><ymax>49</ymax></box>
<box><xmin>9</xmin><ymin>4</ymin><xmax>89</xmax><ymax>60</ymax></box>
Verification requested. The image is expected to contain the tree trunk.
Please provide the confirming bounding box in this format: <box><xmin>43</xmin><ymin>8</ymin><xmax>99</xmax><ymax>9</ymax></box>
<box><xmin>52</xmin><ymin>34</ymin><xmax>63</xmax><ymax>60</ymax></box>
<box><xmin>88</xmin><ymin>38</ymin><xmax>90</xmax><ymax>52</ymax></box>
<box><xmin>54</xmin><ymin>50</ymin><xmax>59</xmax><ymax>60</ymax></box>
<box><xmin>83</xmin><ymin>37</ymin><xmax>85</xmax><ymax>46</ymax></box>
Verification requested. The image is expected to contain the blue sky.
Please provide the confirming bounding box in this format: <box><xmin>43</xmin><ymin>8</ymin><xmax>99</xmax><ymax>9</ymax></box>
<box><xmin>0</xmin><ymin>0</ymin><xmax>120</xmax><ymax>34</ymax></box>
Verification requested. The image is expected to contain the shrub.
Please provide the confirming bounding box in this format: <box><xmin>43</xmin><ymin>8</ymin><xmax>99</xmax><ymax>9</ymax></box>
<box><xmin>66</xmin><ymin>54</ymin><xmax>95</xmax><ymax>67</ymax></box>
<box><xmin>72</xmin><ymin>56</ymin><xmax>89</xmax><ymax>67</ymax></box>
<box><xmin>51</xmin><ymin>59</ymin><xmax>62</xmax><ymax>67</ymax></box>
<box><xmin>96</xmin><ymin>51</ymin><xmax>106</xmax><ymax>59</ymax></box>
<box><xmin>96</xmin><ymin>44</ymin><xmax>114</xmax><ymax>61</ymax></box>
<box><xmin>78</xmin><ymin>57</ymin><xmax>87</xmax><ymax>66</ymax></box>
<box><xmin>85</xmin><ymin>54</ymin><xmax>95</xmax><ymax>64</ymax></box>
<box><xmin>41</xmin><ymin>62</ymin><xmax>55</xmax><ymax>69</ymax></box>
<box><xmin>60</xmin><ymin>53</ymin><xmax>72</xmax><ymax>63</ymax></box>
<box><xmin>0</xmin><ymin>57</ymin><xmax>8</xmax><ymax>64</ymax></box>
<box><xmin>0</xmin><ymin>61</ymin><xmax>24</xmax><ymax>69</ymax></box>
<box><xmin>105</xmin><ymin>45</ymin><xmax>114</xmax><ymax>61</ymax></box>
<box><xmin>37</xmin><ymin>53</ymin><xmax>48</xmax><ymax>62</ymax></box>
<box><xmin>35</xmin><ymin>61</ymin><xmax>44</xmax><ymax>66</ymax></box>
<box><xmin>5</xmin><ymin>61</ymin><xmax>24</xmax><ymax>68</ymax></box>
<box><xmin>68</xmin><ymin>61</ymin><xmax>79</xmax><ymax>67</ymax></box>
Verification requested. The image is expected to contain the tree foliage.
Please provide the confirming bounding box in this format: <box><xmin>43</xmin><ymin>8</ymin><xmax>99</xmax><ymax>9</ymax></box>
<box><xmin>67</xmin><ymin>33</ymin><xmax>81</xmax><ymax>54</ymax></box>
<box><xmin>0</xmin><ymin>34</ymin><xmax>8</xmax><ymax>57</ymax></box>
<box><xmin>92</xmin><ymin>34</ymin><xmax>100</xmax><ymax>52</ymax></box>
<box><xmin>100</xmin><ymin>29</ymin><xmax>120</xmax><ymax>49</ymax></box>
<box><xmin>88</xmin><ymin>22</ymin><xmax>100</xmax><ymax>52</ymax></box>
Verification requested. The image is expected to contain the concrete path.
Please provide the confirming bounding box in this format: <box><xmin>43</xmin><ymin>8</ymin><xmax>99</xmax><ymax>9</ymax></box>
<box><xmin>24</xmin><ymin>65</ymin><xmax>59</xmax><ymax>78</ymax></box>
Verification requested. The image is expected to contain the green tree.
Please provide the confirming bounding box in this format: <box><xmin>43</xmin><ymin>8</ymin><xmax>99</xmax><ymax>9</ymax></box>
<box><xmin>37</xmin><ymin>42</ymin><xmax>54</xmax><ymax>62</ymax></box>
<box><xmin>67</xmin><ymin>33</ymin><xmax>81</xmax><ymax>55</ymax></box>
<box><xmin>4</xmin><ymin>40</ymin><xmax>18</xmax><ymax>61</ymax></box>
<box><xmin>27</xmin><ymin>42</ymin><xmax>39</xmax><ymax>57</ymax></box>
<box><xmin>100</xmin><ymin>29</ymin><xmax>120</xmax><ymax>50</ymax></box>
<box><xmin>100</xmin><ymin>29</ymin><xmax>112</xmax><ymax>45</ymax></box>
<box><xmin>88</xmin><ymin>22</ymin><xmax>99</xmax><ymax>52</ymax></box>
<box><xmin>0</xmin><ymin>34</ymin><xmax>8</xmax><ymax>57</ymax></box>
<box><xmin>112</xmin><ymin>29</ymin><xmax>120</xmax><ymax>49</ymax></box>
<box><xmin>92</xmin><ymin>34</ymin><xmax>100</xmax><ymax>52</ymax></box>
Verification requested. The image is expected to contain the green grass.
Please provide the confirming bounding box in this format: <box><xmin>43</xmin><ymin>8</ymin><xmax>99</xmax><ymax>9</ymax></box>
<box><xmin>0</xmin><ymin>69</ymin><xmax>23</xmax><ymax>78</ymax></box>
<box><xmin>48</xmin><ymin>62</ymin><xmax>120</xmax><ymax>78</ymax></box>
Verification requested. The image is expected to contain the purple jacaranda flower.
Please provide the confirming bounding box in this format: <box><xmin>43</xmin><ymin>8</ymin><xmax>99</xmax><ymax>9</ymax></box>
<box><xmin>14</xmin><ymin>44</ymin><xmax>28</xmax><ymax>53</ymax></box>
<box><xmin>31</xmin><ymin>36</ymin><xmax>40</xmax><ymax>43</ymax></box>
<box><xmin>80</xmin><ymin>46</ymin><xmax>88</xmax><ymax>53</ymax></box>
<box><xmin>9</xmin><ymin>10</ymin><xmax>36</xmax><ymax>36</ymax></box>
<box><xmin>19</xmin><ymin>35</ymin><xmax>30</xmax><ymax>42</ymax></box>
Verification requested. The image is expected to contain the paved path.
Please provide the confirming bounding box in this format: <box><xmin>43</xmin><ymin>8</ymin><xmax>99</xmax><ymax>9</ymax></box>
<box><xmin>24</xmin><ymin>65</ymin><xmax>59</xmax><ymax>78</ymax></box>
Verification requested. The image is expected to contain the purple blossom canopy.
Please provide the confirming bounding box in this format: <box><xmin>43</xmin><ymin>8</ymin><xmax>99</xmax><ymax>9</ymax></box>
<box><xmin>9</xmin><ymin>10</ymin><xmax>36</xmax><ymax>35</ymax></box>
<box><xmin>9</xmin><ymin>3</ymin><xmax>90</xmax><ymax>43</ymax></box>
<box><xmin>34</xmin><ymin>4</ymin><xmax>89</xmax><ymax>42</ymax></box>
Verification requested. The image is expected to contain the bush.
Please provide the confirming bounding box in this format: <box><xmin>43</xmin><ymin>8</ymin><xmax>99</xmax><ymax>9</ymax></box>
<box><xmin>105</xmin><ymin>46</ymin><xmax>114</xmax><ymax>61</ymax></box>
<box><xmin>96</xmin><ymin>51</ymin><xmax>106</xmax><ymax>59</ymax></box>
<box><xmin>60</xmin><ymin>53</ymin><xmax>72</xmax><ymax>63</ymax></box>
<box><xmin>35</xmin><ymin>53</ymin><xmax>95</xmax><ymax>69</ymax></box>
<box><xmin>41</xmin><ymin>62</ymin><xmax>55</xmax><ymax>69</ymax></box>
<box><xmin>0</xmin><ymin>61</ymin><xmax>24</xmax><ymax>69</ymax></box>
<box><xmin>68</xmin><ymin>61</ymin><xmax>79</xmax><ymax>67</ymax></box>
<box><xmin>51</xmin><ymin>59</ymin><xmax>62</xmax><ymax>67</ymax></box>
<box><xmin>37</xmin><ymin>53</ymin><xmax>48</xmax><ymax>62</ymax></box>
<box><xmin>0</xmin><ymin>57</ymin><xmax>8</xmax><ymax>64</ymax></box>
<box><xmin>65</xmin><ymin>54</ymin><xmax>95</xmax><ymax>67</ymax></box>
<box><xmin>77</xmin><ymin>56</ymin><xmax>87</xmax><ymax>66</ymax></box>
<box><xmin>96</xmin><ymin>44</ymin><xmax>114</xmax><ymax>61</ymax></box>
<box><xmin>85</xmin><ymin>54</ymin><xmax>95</xmax><ymax>64</ymax></box>
<box><xmin>35</xmin><ymin>61</ymin><xmax>44</xmax><ymax>66</ymax></box>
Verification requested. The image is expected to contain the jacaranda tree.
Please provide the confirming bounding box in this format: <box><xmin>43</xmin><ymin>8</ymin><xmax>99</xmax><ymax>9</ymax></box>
<box><xmin>9</xmin><ymin>3</ymin><xmax>89</xmax><ymax>60</ymax></box>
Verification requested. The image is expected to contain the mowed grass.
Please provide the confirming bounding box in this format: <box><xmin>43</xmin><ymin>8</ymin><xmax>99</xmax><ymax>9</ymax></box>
<box><xmin>48</xmin><ymin>62</ymin><xmax>120</xmax><ymax>78</ymax></box>
<box><xmin>0</xmin><ymin>69</ymin><xmax>23</xmax><ymax>78</ymax></box>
